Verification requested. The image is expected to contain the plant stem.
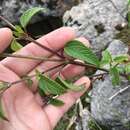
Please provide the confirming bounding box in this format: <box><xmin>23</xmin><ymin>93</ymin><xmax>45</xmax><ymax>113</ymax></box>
<box><xmin>10</xmin><ymin>63</ymin><xmax>65</xmax><ymax>86</ymax></box>
<box><xmin>69</xmin><ymin>60</ymin><xmax>109</xmax><ymax>72</ymax></box>
<box><xmin>0</xmin><ymin>15</ymin><xmax>65</xmax><ymax>59</ymax></box>
<box><xmin>0</xmin><ymin>16</ymin><xmax>16</xmax><ymax>30</ymax></box>
<box><xmin>0</xmin><ymin>53</ymin><xmax>65</xmax><ymax>62</ymax></box>
<box><xmin>25</xmin><ymin>36</ymin><xmax>65</xmax><ymax>59</ymax></box>
<box><xmin>0</xmin><ymin>63</ymin><xmax>65</xmax><ymax>96</ymax></box>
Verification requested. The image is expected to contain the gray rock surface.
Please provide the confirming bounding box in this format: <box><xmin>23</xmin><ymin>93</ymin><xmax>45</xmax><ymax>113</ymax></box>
<box><xmin>91</xmin><ymin>40</ymin><xmax>130</xmax><ymax>130</ymax></box>
<box><xmin>0</xmin><ymin>0</ymin><xmax>81</xmax><ymax>26</ymax></box>
<box><xmin>75</xmin><ymin>109</ymin><xmax>91</xmax><ymax>130</ymax></box>
<box><xmin>63</xmin><ymin>0</ymin><xmax>128</xmax><ymax>53</ymax></box>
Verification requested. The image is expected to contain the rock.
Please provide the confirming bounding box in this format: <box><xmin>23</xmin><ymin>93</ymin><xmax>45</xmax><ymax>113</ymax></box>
<box><xmin>63</xmin><ymin>0</ymin><xmax>128</xmax><ymax>53</ymax></box>
<box><xmin>91</xmin><ymin>40</ymin><xmax>130</xmax><ymax>130</ymax></box>
<box><xmin>0</xmin><ymin>0</ymin><xmax>82</xmax><ymax>26</ymax></box>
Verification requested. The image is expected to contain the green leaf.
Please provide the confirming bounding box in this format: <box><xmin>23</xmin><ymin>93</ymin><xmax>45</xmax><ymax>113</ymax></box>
<box><xmin>38</xmin><ymin>87</ymin><xmax>46</xmax><ymax>97</ymax></box>
<box><xmin>64</xmin><ymin>40</ymin><xmax>100</xmax><ymax>66</ymax></box>
<box><xmin>20</xmin><ymin>7</ymin><xmax>46</xmax><ymax>28</ymax></box>
<box><xmin>0</xmin><ymin>99</ymin><xmax>9</xmax><ymax>121</ymax></box>
<box><xmin>56</xmin><ymin>77</ymin><xmax>84</xmax><ymax>91</ymax></box>
<box><xmin>48</xmin><ymin>98</ymin><xmax>64</xmax><ymax>106</ymax></box>
<box><xmin>110</xmin><ymin>67</ymin><xmax>120</xmax><ymax>86</ymax></box>
<box><xmin>15</xmin><ymin>25</ymin><xmax>24</xmax><ymax>33</ymax></box>
<box><xmin>13</xmin><ymin>25</ymin><xmax>25</xmax><ymax>38</ymax></box>
<box><xmin>38</xmin><ymin>74</ymin><xmax>66</xmax><ymax>95</ymax></box>
<box><xmin>11</xmin><ymin>38</ymin><xmax>23</xmax><ymax>51</ymax></box>
<box><xmin>100</xmin><ymin>50</ymin><xmax>112</xmax><ymax>67</ymax></box>
<box><xmin>113</xmin><ymin>55</ymin><xmax>129</xmax><ymax>63</ymax></box>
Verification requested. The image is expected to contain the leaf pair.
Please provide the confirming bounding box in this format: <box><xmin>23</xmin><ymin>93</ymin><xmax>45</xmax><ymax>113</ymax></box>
<box><xmin>37</xmin><ymin>71</ymin><xmax>84</xmax><ymax>106</ymax></box>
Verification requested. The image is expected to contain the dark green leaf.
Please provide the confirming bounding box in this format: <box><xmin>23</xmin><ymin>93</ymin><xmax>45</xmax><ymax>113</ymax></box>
<box><xmin>110</xmin><ymin>67</ymin><xmax>120</xmax><ymax>86</ymax></box>
<box><xmin>11</xmin><ymin>38</ymin><xmax>23</xmax><ymax>51</ymax></box>
<box><xmin>38</xmin><ymin>74</ymin><xmax>66</xmax><ymax>95</ymax></box>
<box><xmin>48</xmin><ymin>98</ymin><xmax>64</xmax><ymax>106</ymax></box>
<box><xmin>0</xmin><ymin>99</ymin><xmax>9</xmax><ymax>121</ymax></box>
<box><xmin>113</xmin><ymin>55</ymin><xmax>129</xmax><ymax>63</ymax></box>
<box><xmin>64</xmin><ymin>40</ymin><xmax>100</xmax><ymax>66</ymax></box>
<box><xmin>38</xmin><ymin>87</ymin><xmax>46</xmax><ymax>97</ymax></box>
<box><xmin>20</xmin><ymin>7</ymin><xmax>46</xmax><ymax>28</ymax></box>
<box><xmin>100</xmin><ymin>50</ymin><xmax>112</xmax><ymax>67</ymax></box>
<box><xmin>56</xmin><ymin>77</ymin><xmax>84</xmax><ymax>91</ymax></box>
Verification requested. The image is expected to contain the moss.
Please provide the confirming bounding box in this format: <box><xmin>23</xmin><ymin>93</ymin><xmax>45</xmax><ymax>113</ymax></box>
<box><xmin>115</xmin><ymin>25</ymin><xmax>130</xmax><ymax>45</ymax></box>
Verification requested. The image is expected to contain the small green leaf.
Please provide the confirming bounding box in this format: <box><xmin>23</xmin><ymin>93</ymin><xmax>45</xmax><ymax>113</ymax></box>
<box><xmin>20</xmin><ymin>7</ymin><xmax>46</xmax><ymax>28</ymax></box>
<box><xmin>64</xmin><ymin>40</ymin><xmax>100</xmax><ymax>66</ymax></box>
<box><xmin>100</xmin><ymin>50</ymin><xmax>112</xmax><ymax>67</ymax></box>
<box><xmin>113</xmin><ymin>55</ymin><xmax>129</xmax><ymax>63</ymax></box>
<box><xmin>56</xmin><ymin>77</ymin><xmax>84</xmax><ymax>91</ymax></box>
<box><xmin>0</xmin><ymin>99</ymin><xmax>9</xmax><ymax>121</ymax></box>
<box><xmin>11</xmin><ymin>38</ymin><xmax>23</xmax><ymax>51</ymax></box>
<box><xmin>110</xmin><ymin>67</ymin><xmax>120</xmax><ymax>86</ymax></box>
<box><xmin>13</xmin><ymin>25</ymin><xmax>25</xmax><ymax>38</ymax></box>
<box><xmin>15</xmin><ymin>25</ymin><xmax>24</xmax><ymax>33</ymax></box>
<box><xmin>48</xmin><ymin>98</ymin><xmax>64</xmax><ymax>106</ymax></box>
<box><xmin>38</xmin><ymin>74</ymin><xmax>66</xmax><ymax>95</ymax></box>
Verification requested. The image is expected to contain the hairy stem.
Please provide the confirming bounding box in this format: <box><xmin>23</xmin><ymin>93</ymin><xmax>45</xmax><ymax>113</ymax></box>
<box><xmin>0</xmin><ymin>16</ymin><xmax>16</xmax><ymax>30</ymax></box>
<box><xmin>0</xmin><ymin>63</ymin><xmax>66</xmax><ymax>96</ymax></box>
<box><xmin>10</xmin><ymin>63</ymin><xmax>66</xmax><ymax>86</ymax></box>
<box><xmin>25</xmin><ymin>36</ymin><xmax>65</xmax><ymax>59</ymax></box>
<box><xmin>69</xmin><ymin>60</ymin><xmax>109</xmax><ymax>72</ymax></box>
<box><xmin>0</xmin><ymin>53</ymin><xmax>65</xmax><ymax>62</ymax></box>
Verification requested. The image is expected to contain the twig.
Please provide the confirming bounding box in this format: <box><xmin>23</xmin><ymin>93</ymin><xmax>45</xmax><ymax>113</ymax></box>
<box><xmin>0</xmin><ymin>16</ymin><xmax>16</xmax><ymax>30</ymax></box>
<box><xmin>69</xmin><ymin>60</ymin><xmax>109</xmax><ymax>72</ymax></box>
<box><xmin>11</xmin><ymin>63</ymin><xmax>65</xmax><ymax>86</ymax></box>
<box><xmin>109</xmin><ymin>85</ymin><xmax>130</xmax><ymax>100</ymax></box>
<box><xmin>0</xmin><ymin>53</ymin><xmax>65</xmax><ymax>62</ymax></box>
<box><xmin>0</xmin><ymin>63</ymin><xmax>65</xmax><ymax>96</ymax></box>
<box><xmin>25</xmin><ymin>36</ymin><xmax>65</xmax><ymax>59</ymax></box>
